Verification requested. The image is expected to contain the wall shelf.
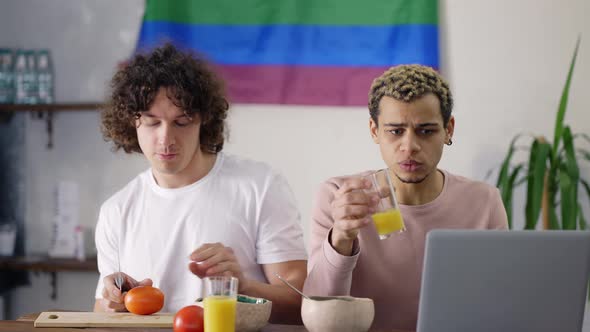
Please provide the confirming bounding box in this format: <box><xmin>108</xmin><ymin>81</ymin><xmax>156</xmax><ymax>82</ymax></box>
<box><xmin>0</xmin><ymin>103</ymin><xmax>103</xmax><ymax>112</ymax></box>
<box><xmin>0</xmin><ymin>255</ymin><xmax>98</xmax><ymax>301</ymax></box>
<box><xmin>0</xmin><ymin>103</ymin><xmax>104</xmax><ymax>148</ymax></box>
<box><xmin>0</xmin><ymin>255</ymin><xmax>97</xmax><ymax>272</ymax></box>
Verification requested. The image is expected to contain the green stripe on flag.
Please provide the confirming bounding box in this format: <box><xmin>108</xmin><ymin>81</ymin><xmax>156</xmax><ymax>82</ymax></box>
<box><xmin>143</xmin><ymin>0</ymin><xmax>438</xmax><ymax>25</ymax></box>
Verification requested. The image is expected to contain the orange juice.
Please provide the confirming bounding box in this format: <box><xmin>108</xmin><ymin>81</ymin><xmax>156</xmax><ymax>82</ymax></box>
<box><xmin>204</xmin><ymin>295</ymin><xmax>237</xmax><ymax>332</ymax></box>
<box><xmin>372</xmin><ymin>209</ymin><xmax>405</xmax><ymax>237</ymax></box>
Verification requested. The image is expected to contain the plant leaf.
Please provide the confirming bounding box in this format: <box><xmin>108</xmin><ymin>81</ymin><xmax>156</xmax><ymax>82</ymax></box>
<box><xmin>559</xmin><ymin>165</ymin><xmax>577</xmax><ymax>230</ymax></box>
<box><xmin>496</xmin><ymin>134</ymin><xmax>524</xmax><ymax>187</ymax></box>
<box><xmin>502</xmin><ymin>164</ymin><xmax>524</xmax><ymax>229</ymax></box>
<box><xmin>552</xmin><ymin>37</ymin><xmax>580</xmax><ymax>156</ymax></box>
<box><xmin>562</xmin><ymin>126</ymin><xmax>580</xmax><ymax>180</ymax></box>
<box><xmin>515</xmin><ymin>176</ymin><xmax>528</xmax><ymax>186</ymax></box>
<box><xmin>579</xmin><ymin>203</ymin><xmax>587</xmax><ymax>230</ymax></box>
<box><xmin>581</xmin><ymin>179</ymin><xmax>590</xmax><ymax>214</ymax></box>
<box><xmin>495</xmin><ymin>135</ymin><xmax>526</xmax><ymax>223</ymax></box>
<box><xmin>548</xmin><ymin>198</ymin><xmax>561</xmax><ymax>229</ymax></box>
<box><xmin>578</xmin><ymin>149</ymin><xmax>590</xmax><ymax>162</ymax></box>
<box><xmin>525</xmin><ymin>140</ymin><xmax>551</xmax><ymax>229</ymax></box>
<box><xmin>560</xmin><ymin>126</ymin><xmax>580</xmax><ymax>230</ymax></box>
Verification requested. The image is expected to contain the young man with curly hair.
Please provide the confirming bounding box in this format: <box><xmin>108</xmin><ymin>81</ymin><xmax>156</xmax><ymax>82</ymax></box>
<box><xmin>93</xmin><ymin>44</ymin><xmax>307</xmax><ymax>323</ymax></box>
<box><xmin>303</xmin><ymin>65</ymin><xmax>508</xmax><ymax>330</ymax></box>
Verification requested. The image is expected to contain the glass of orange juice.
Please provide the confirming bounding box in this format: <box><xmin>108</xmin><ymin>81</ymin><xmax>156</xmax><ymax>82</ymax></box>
<box><xmin>364</xmin><ymin>168</ymin><xmax>405</xmax><ymax>240</ymax></box>
<box><xmin>203</xmin><ymin>276</ymin><xmax>238</xmax><ymax>332</ymax></box>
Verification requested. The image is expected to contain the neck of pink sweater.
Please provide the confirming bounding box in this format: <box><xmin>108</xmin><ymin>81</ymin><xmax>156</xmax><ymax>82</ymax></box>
<box><xmin>394</xmin><ymin>169</ymin><xmax>445</xmax><ymax>206</ymax></box>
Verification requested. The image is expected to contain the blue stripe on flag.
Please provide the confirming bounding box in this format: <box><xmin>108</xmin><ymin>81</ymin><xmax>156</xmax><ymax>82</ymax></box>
<box><xmin>136</xmin><ymin>22</ymin><xmax>439</xmax><ymax>67</ymax></box>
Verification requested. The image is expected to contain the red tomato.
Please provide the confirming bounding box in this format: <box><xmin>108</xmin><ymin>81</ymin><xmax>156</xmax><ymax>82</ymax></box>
<box><xmin>173</xmin><ymin>305</ymin><xmax>204</xmax><ymax>332</ymax></box>
<box><xmin>124</xmin><ymin>286</ymin><xmax>165</xmax><ymax>315</ymax></box>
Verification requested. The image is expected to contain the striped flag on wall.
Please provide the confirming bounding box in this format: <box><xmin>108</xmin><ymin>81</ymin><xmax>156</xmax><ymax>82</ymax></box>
<box><xmin>136</xmin><ymin>0</ymin><xmax>439</xmax><ymax>106</ymax></box>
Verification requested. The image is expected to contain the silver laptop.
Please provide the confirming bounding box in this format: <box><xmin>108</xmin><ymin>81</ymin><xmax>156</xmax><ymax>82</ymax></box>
<box><xmin>417</xmin><ymin>230</ymin><xmax>590</xmax><ymax>332</ymax></box>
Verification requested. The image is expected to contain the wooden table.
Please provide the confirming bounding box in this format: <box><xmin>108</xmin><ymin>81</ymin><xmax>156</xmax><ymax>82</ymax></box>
<box><xmin>0</xmin><ymin>312</ymin><xmax>411</xmax><ymax>332</ymax></box>
<box><xmin>0</xmin><ymin>312</ymin><xmax>304</xmax><ymax>332</ymax></box>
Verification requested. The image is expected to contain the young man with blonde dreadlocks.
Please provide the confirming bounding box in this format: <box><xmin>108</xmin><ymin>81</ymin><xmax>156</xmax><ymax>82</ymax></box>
<box><xmin>303</xmin><ymin>65</ymin><xmax>508</xmax><ymax>330</ymax></box>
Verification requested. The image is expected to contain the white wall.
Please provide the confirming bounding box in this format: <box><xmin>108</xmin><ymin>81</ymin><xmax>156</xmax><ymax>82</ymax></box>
<box><xmin>1</xmin><ymin>0</ymin><xmax>589</xmax><ymax>323</ymax></box>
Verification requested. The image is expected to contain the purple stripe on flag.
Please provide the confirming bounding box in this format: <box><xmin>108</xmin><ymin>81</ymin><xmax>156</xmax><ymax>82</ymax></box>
<box><xmin>217</xmin><ymin>65</ymin><xmax>392</xmax><ymax>106</ymax></box>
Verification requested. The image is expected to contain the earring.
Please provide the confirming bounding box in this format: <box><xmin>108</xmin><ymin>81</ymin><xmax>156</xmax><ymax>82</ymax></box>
<box><xmin>446</xmin><ymin>138</ymin><xmax>453</xmax><ymax>146</ymax></box>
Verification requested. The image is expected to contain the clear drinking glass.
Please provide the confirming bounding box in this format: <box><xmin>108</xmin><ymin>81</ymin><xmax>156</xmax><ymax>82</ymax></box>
<box><xmin>364</xmin><ymin>168</ymin><xmax>405</xmax><ymax>239</ymax></box>
<box><xmin>203</xmin><ymin>276</ymin><xmax>239</xmax><ymax>332</ymax></box>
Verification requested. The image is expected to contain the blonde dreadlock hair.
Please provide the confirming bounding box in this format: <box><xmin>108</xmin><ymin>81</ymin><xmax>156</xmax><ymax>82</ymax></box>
<box><xmin>368</xmin><ymin>64</ymin><xmax>453</xmax><ymax>127</ymax></box>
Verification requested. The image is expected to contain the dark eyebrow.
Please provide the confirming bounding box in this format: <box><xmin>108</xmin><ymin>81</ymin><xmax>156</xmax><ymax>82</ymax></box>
<box><xmin>383</xmin><ymin>123</ymin><xmax>407</xmax><ymax>127</ymax></box>
<box><xmin>416</xmin><ymin>123</ymin><xmax>440</xmax><ymax>128</ymax></box>
<box><xmin>383</xmin><ymin>122</ymin><xmax>440</xmax><ymax>128</ymax></box>
<box><xmin>141</xmin><ymin>113</ymin><xmax>189</xmax><ymax>119</ymax></box>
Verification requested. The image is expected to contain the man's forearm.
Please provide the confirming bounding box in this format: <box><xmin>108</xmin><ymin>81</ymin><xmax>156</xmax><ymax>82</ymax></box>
<box><xmin>240</xmin><ymin>279</ymin><xmax>303</xmax><ymax>324</ymax></box>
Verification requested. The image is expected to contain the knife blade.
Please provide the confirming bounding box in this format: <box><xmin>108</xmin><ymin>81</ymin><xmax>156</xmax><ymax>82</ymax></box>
<box><xmin>114</xmin><ymin>246</ymin><xmax>124</xmax><ymax>292</ymax></box>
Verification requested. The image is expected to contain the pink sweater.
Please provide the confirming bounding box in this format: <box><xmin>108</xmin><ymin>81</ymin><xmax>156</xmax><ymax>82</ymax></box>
<box><xmin>303</xmin><ymin>170</ymin><xmax>508</xmax><ymax>330</ymax></box>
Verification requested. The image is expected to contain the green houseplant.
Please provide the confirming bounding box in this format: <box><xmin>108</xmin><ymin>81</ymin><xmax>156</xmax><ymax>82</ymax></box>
<box><xmin>492</xmin><ymin>38</ymin><xmax>590</xmax><ymax>230</ymax></box>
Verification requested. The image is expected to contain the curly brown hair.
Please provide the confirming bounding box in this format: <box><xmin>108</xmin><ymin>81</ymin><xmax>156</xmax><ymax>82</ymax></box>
<box><xmin>101</xmin><ymin>44</ymin><xmax>229</xmax><ymax>154</ymax></box>
<box><xmin>368</xmin><ymin>64</ymin><xmax>453</xmax><ymax>127</ymax></box>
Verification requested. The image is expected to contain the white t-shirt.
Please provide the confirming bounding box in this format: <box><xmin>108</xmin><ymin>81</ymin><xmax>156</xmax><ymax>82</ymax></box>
<box><xmin>94</xmin><ymin>153</ymin><xmax>307</xmax><ymax>312</ymax></box>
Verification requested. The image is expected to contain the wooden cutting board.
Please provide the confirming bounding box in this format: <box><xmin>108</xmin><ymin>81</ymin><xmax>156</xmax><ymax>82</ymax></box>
<box><xmin>34</xmin><ymin>311</ymin><xmax>174</xmax><ymax>328</ymax></box>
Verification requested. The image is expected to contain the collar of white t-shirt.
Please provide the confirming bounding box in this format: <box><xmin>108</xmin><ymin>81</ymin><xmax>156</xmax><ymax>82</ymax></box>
<box><xmin>146</xmin><ymin>152</ymin><xmax>225</xmax><ymax>198</ymax></box>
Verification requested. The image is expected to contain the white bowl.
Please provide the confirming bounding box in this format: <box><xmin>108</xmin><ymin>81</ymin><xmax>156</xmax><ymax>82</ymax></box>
<box><xmin>301</xmin><ymin>296</ymin><xmax>374</xmax><ymax>332</ymax></box>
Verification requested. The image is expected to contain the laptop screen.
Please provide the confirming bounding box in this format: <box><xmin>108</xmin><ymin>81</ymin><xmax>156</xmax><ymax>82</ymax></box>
<box><xmin>417</xmin><ymin>230</ymin><xmax>590</xmax><ymax>332</ymax></box>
